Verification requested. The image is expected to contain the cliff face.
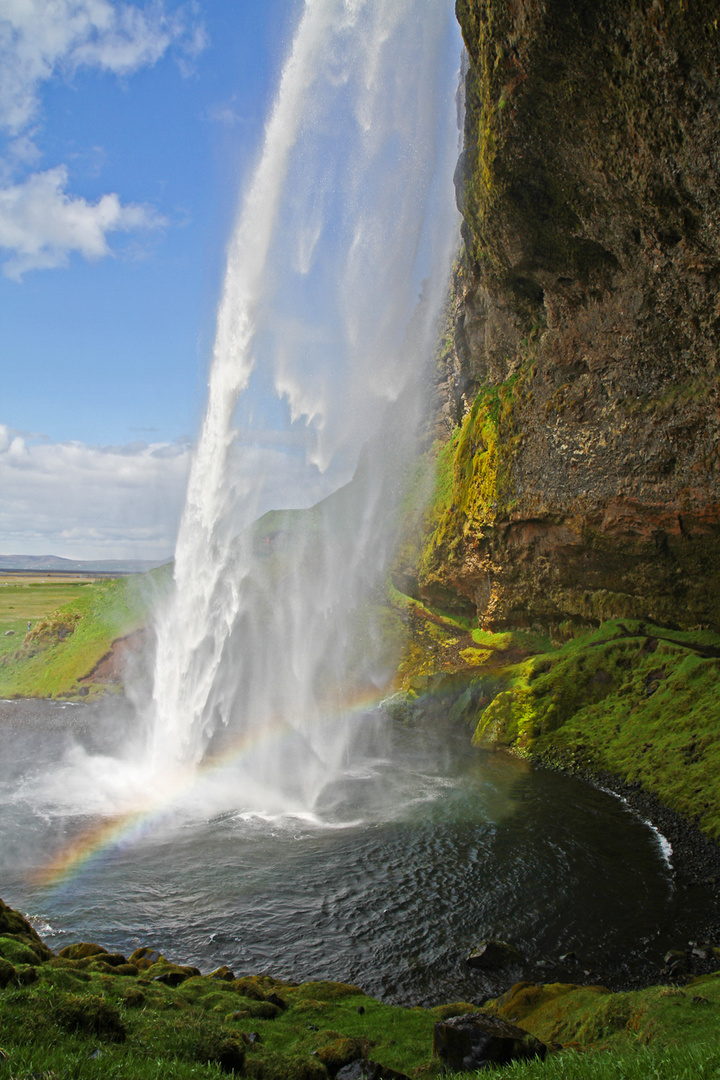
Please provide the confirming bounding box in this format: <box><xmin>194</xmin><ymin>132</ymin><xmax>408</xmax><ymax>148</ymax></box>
<box><xmin>420</xmin><ymin>0</ymin><xmax>720</xmax><ymax>633</ymax></box>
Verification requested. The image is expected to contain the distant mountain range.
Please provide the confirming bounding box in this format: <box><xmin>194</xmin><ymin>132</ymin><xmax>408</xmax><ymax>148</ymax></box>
<box><xmin>0</xmin><ymin>555</ymin><xmax>170</xmax><ymax>574</ymax></box>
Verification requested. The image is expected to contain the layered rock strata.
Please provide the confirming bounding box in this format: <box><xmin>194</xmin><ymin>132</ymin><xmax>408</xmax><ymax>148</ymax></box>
<box><xmin>420</xmin><ymin>0</ymin><xmax>720</xmax><ymax>633</ymax></box>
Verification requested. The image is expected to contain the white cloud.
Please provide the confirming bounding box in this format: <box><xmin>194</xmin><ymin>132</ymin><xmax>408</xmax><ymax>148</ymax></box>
<box><xmin>0</xmin><ymin>424</ymin><xmax>192</xmax><ymax>559</ymax></box>
<box><xmin>0</xmin><ymin>425</ymin><xmax>338</xmax><ymax>560</ymax></box>
<box><xmin>0</xmin><ymin>0</ymin><xmax>205</xmax><ymax>275</ymax></box>
<box><xmin>206</xmin><ymin>95</ymin><xmax>247</xmax><ymax>127</ymax></box>
<box><xmin>0</xmin><ymin>0</ymin><xmax>205</xmax><ymax>135</ymax></box>
<box><xmin>0</xmin><ymin>164</ymin><xmax>165</xmax><ymax>277</ymax></box>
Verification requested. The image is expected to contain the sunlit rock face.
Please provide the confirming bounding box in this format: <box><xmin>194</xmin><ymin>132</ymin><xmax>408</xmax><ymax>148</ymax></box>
<box><xmin>423</xmin><ymin>0</ymin><xmax>720</xmax><ymax>633</ymax></box>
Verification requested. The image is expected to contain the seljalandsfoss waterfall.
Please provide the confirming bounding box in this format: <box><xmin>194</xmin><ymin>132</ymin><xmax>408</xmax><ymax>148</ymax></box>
<box><xmin>147</xmin><ymin>0</ymin><xmax>462</xmax><ymax>790</ymax></box>
<box><xmin>0</xmin><ymin>0</ymin><xmax>706</xmax><ymax>1008</ymax></box>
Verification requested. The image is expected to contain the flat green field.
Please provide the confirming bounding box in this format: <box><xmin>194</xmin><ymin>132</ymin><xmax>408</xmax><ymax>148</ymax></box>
<box><xmin>0</xmin><ymin>576</ymin><xmax>102</xmax><ymax>660</ymax></box>
<box><xmin>0</xmin><ymin>571</ymin><xmax>166</xmax><ymax>699</ymax></box>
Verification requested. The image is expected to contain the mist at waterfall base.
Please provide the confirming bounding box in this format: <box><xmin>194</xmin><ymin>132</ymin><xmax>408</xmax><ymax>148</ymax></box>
<box><xmin>0</xmin><ymin>0</ymin><xmax>709</xmax><ymax>1005</ymax></box>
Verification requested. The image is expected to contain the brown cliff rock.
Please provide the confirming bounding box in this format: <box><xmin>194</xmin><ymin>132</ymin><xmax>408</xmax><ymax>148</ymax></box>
<box><xmin>423</xmin><ymin>0</ymin><xmax>720</xmax><ymax>632</ymax></box>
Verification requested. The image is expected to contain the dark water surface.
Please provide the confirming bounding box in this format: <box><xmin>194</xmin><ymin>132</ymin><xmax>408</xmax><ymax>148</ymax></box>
<box><xmin>0</xmin><ymin>697</ymin><xmax>710</xmax><ymax>1004</ymax></box>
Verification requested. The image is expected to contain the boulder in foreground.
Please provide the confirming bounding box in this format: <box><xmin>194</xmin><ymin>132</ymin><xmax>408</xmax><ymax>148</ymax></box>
<box><xmin>433</xmin><ymin>1011</ymin><xmax>547</xmax><ymax>1072</ymax></box>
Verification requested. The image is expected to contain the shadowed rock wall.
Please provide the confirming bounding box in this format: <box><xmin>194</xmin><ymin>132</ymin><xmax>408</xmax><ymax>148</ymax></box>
<box><xmin>421</xmin><ymin>0</ymin><xmax>720</xmax><ymax>633</ymax></box>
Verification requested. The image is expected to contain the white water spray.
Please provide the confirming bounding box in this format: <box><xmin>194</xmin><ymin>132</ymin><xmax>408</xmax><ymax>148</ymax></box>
<box><xmin>148</xmin><ymin>0</ymin><xmax>461</xmax><ymax>799</ymax></box>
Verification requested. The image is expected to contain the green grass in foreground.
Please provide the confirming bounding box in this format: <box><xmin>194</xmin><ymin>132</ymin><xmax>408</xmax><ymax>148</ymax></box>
<box><xmin>3</xmin><ymin>893</ymin><xmax>720</xmax><ymax>1080</ymax></box>
<box><xmin>0</xmin><ymin>570</ymin><xmax>167</xmax><ymax>699</ymax></box>
<box><xmin>480</xmin><ymin>1040</ymin><xmax>720</xmax><ymax>1078</ymax></box>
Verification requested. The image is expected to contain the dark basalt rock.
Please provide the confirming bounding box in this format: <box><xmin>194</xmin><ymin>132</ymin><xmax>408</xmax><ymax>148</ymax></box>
<box><xmin>153</xmin><ymin>970</ymin><xmax>190</xmax><ymax>987</ymax></box>
<box><xmin>433</xmin><ymin>1012</ymin><xmax>547</xmax><ymax>1072</ymax></box>
<box><xmin>467</xmin><ymin>939</ymin><xmax>524</xmax><ymax>970</ymax></box>
<box><xmin>0</xmin><ymin>958</ymin><xmax>16</xmax><ymax>987</ymax></box>
<box><xmin>336</xmin><ymin>1060</ymin><xmax>410</xmax><ymax>1080</ymax></box>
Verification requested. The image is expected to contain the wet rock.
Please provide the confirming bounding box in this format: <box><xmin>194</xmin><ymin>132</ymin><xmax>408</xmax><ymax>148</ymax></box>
<box><xmin>433</xmin><ymin>1012</ymin><xmax>547</xmax><ymax>1072</ymax></box>
<box><xmin>467</xmin><ymin>940</ymin><xmax>524</xmax><ymax>970</ymax></box>
<box><xmin>209</xmin><ymin>965</ymin><xmax>235</xmax><ymax>981</ymax></box>
<box><xmin>128</xmin><ymin>947</ymin><xmax>163</xmax><ymax>970</ymax></box>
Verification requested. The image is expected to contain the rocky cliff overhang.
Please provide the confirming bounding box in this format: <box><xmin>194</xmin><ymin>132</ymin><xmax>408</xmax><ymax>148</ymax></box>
<box><xmin>425</xmin><ymin>0</ymin><xmax>720</xmax><ymax>633</ymax></box>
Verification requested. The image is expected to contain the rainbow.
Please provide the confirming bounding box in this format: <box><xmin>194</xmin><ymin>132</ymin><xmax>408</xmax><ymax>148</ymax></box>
<box><xmin>32</xmin><ymin>682</ymin><xmax>388</xmax><ymax>890</ymax></box>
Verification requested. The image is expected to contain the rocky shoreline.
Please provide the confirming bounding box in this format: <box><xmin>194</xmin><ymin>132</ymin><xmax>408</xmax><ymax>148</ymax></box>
<box><xmin>523</xmin><ymin>757</ymin><xmax>720</xmax><ymax>991</ymax></box>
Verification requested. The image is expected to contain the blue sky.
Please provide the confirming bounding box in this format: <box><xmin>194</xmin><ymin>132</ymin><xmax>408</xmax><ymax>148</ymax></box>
<box><xmin>0</xmin><ymin>0</ymin><xmax>461</xmax><ymax>562</ymax></box>
<box><xmin>0</xmin><ymin>0</ymin><xmax>301</xmax><ymax>559</ymax></box>
<box><xmin>1</xmin><ymin>1</ymin><xmax>301</xmax><ymax>445</ymax></box>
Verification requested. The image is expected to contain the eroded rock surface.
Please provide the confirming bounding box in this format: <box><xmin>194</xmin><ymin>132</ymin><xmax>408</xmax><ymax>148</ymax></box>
<box><xmin>423</xmin><ymin>0</ymin><xmax>720</xmax><ymax>633</ymax></box>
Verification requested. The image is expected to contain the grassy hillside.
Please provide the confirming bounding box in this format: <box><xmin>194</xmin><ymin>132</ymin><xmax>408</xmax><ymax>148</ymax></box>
<box><xmin>0</xmin><ymin>569</ymin><xmax>169</xmax><ymax>700</ymax></box>
<box><xmin>389</xmin><ymin>570</ymin><xmax>720</xmax><ymax>842</ymax></box>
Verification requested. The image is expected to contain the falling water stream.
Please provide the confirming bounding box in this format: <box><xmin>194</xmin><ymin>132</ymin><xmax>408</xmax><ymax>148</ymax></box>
<box><xmin>148</xmin><ymin>0</ymin><xmax>462</xmax><ymax>778</ymax></box>
<box><xmin>1</xmin><ymin>0</ymin><xmax>713</xmax><ymax>1006</ymax></box>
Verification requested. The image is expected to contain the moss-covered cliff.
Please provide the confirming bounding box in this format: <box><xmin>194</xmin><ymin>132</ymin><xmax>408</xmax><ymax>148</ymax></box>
<box><xmin>422</xmin><ymin>0</ymin><xmax>720</xmax><ymax>634</ymax></box>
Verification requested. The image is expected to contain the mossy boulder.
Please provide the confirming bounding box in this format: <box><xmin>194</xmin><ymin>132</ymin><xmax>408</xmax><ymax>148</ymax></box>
<box><xmin>128</xmin><ymin>945</ymin><xmax>164</xmax><ymax>969</ymax></box>
<box><xmin>209</xmin><ymin>964</ymin><xmax>236</xmax><ymax>981</ymax></box>
<box><xmin>0</xmin><ymin>935</ymin><xmax>43</xmax><ymax>966</ymax></box>
<box><xmin>0</xmin><ymin>899</ymin><xmax>53</xmax><ymax>961</ymax></box>
<box><xmin>89</xmin><ymin>960</ymin><xmax>140</xmax><ymax>976</ymax></box>
<box><xmin>227</xmin><ymin>998</ymin><xmax>282</xmax><ymax>1020</ymax></box>
<box><xmin>315</xmin><ymin>1036</ymin><xmax>368</xmax><ymax>1074</ymax></box>
<box><xmin>143</xmin><ymin>959</ymin><xmax>201</xmax><ymax>986</ymax></box>
<box><xmin>58</xmin><ymin>942</ymin><xmax>110</xmax><ymax>960</ymax></box>
<box><xmin>53</xmin><ymin>992</ymin><xmax>127</xmax><ymax>1042</ymax></box>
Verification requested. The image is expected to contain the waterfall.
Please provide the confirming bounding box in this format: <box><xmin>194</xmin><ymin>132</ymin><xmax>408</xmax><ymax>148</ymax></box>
<box><xmin>147</xmin><ymin>0</ymin><xmax>461</xmax><ymax>802</ymax></box>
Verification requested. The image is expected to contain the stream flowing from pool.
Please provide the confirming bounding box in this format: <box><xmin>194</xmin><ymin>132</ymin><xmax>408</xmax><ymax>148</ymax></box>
<box><xmin>1</xmin><ymin>697</ymin><xmax>710</xmax><ymax>1005</ymax></box>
